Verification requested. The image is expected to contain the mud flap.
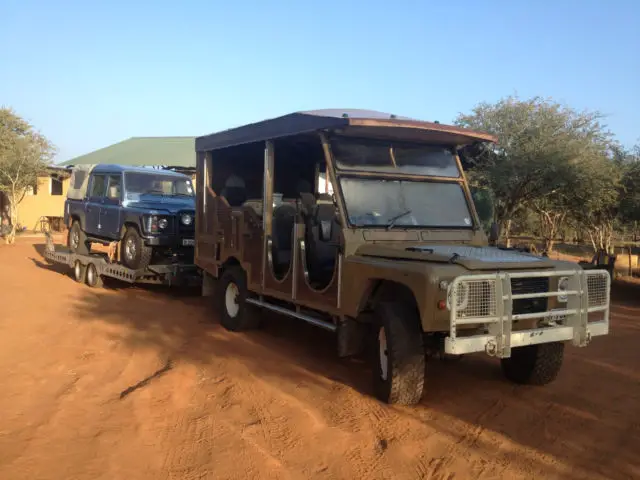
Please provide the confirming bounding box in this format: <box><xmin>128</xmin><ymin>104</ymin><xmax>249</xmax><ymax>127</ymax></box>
<box><xmin>202</xmin><ymin>271</ymin><xmax>217</xmax><ymax>297</ymax></box>
<box><xmin>337</xmin><ymin>317</ymin><xmax>368</xmax><ymax>358</ymax></box>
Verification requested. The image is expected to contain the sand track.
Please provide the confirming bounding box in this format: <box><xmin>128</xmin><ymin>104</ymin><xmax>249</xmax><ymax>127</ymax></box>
<box><xmin>1</xmin><ymin>237</ymin><xmax>639</xmax><ymax>479</ymax></box>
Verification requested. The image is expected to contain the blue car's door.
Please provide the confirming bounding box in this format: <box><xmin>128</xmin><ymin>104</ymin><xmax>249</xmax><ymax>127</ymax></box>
<box><xmin>86</xmin><ymin>173</ymin><xmax>108</xmax><ymax>235</ymax></box>
<box><xmin>100</xmin><ymin>174</ymin><xmax>123</xmax><ymax>240</ymax></box>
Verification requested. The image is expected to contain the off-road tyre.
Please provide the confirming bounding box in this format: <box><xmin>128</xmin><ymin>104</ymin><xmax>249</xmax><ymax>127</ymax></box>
<box><xmin>372</xmin><ymin>301</ymin><xmax>426</xmax><ymax>405</ymax></box>
<box><xmin>218</xmin><ymin>266</ymin><xmax>260</xmax><ymax>332</ymax></box>
<box><xmin>68</xmin><ymin>220</ymin><xmax>89</xmax><ymax>255</ymax></box>
<box><xmin>501</xmin><ymin>342</ymin><xmax>565</xmax><ymax>385</ymax></box>
<box><xmin>85</xmin><ymin>262</ymin><xmax>104</xmax><ymax>288</ymax></box>
<box><xmin>122</xmin><ymin>226</ymin><xmax>152</xmax><ymax>270</ymax></box>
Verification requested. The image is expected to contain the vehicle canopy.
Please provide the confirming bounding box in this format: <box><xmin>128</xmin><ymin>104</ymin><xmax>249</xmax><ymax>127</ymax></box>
<box><xmin>195</xmin><ymin>109</ymin><xmax>497</xmax><ymax>152</ymax></box>
<box><xmin>66</xmin><ymin>164</ymin><xmax>96</xmax><ymax>200</ymax></box>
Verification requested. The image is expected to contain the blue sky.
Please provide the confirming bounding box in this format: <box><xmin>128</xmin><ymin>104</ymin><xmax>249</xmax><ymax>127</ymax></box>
<box><xmin>1</xmin><ymin>0</ymin><xmax>639</xmax><ymax>163</ymax></box>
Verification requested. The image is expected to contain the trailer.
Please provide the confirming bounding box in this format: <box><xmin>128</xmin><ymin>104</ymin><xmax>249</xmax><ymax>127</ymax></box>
<box><xmin>43</xmin><ymin>232</ymin><xmax>201</xmax><ymax>288</ymax></box>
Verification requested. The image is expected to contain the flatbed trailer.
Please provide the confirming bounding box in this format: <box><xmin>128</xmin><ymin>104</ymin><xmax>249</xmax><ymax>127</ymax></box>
<box><xmin>43</xmin><ymin>233</ymin><xmax>201</xmax><ymax>288</ymax></box>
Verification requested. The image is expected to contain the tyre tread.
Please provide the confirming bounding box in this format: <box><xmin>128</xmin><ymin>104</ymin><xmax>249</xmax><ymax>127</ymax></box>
<box><xmin>374</xmin><ymin>301</ymin><xmax>425</xmax><ymax>405</ymax></box>
<box><xmin>501</xmin><ymin>342</ymin><xmax>564</xmax><ymax>385</ymax></box>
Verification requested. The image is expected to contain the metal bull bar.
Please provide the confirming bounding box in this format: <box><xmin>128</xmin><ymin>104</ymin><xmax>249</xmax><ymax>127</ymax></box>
<box><xmin>445</xmin><ymin>269</ymin><xmax>611</xmax><ymax>358</ymax></box>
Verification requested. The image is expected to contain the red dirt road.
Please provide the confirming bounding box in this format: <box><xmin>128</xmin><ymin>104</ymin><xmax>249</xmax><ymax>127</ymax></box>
<box><xmin>1</xmin><ymin>238</ymin><xmax>639</xmax><ymax>480</ymax></box>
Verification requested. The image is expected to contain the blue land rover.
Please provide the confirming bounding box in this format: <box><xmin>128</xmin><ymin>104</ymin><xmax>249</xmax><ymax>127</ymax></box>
<box><xmin>64</xmin><ymin>164</ymin><xmax>196</xmax><ymax>269</ymax></box>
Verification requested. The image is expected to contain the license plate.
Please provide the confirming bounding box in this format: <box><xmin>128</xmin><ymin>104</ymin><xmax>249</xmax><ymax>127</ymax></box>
<box><xmin>182</xmin><ymin>238</ymin><xmax>195</xmax><ymax>247</ymax></box>
<box><xmin>549</xmin><ymin>308</ymin><xmax>567</xmax><ymax>323</ymax></box>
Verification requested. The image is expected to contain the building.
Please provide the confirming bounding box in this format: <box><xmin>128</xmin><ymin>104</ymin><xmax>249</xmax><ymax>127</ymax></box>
<box><xmin>59</xmin><ymin>136</ymin><xmax>196</xmax><ymax>174</ymax></box>
<box><xmin>0</xmin><ymin>167</ymin><xmax>72</xmax><ymax>233</ymax></box>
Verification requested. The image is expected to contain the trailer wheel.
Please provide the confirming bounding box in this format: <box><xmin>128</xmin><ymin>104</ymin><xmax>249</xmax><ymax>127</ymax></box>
<box><xmin>73</xmin><ymin>260</ymin><xmax>86</xmax><ymax>283</ymax></box>
<box><xmin>372</xmin><ymin>301</ymin><xmax>425</xmax><ymax>405</ymax></box>
<box><xmin>122</xmin><ymin>227</ymin><xmax>152</xmax><ymax>270</ymax></box>
<box><xmin>68</xmin><ymin>221</ymin><xmax>89</xmax><ymax>255</ymax></box>
<box><xmin>85</xmin><ymin>263</ymin><xmax>104</xmax><ymax>288</ymax></box>
<box><xmin>218</xmin><ymin>266</ymin><xmax>260</xmax><ymax>332</ymax></box>
<box><xmin>501</xmin><ymin>342</ymin><xmax>565</xmax><ymax>385</ymax></box>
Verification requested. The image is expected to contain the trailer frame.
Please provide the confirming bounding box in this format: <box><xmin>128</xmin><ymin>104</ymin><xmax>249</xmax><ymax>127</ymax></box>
<box><xmin>43</xmin><ymin>233</ymin><xmax>201</xmax><ymax>288</ymax></box>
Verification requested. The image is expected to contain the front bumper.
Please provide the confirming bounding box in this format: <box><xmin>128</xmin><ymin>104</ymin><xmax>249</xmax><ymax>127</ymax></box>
<box><xmin>445</xmin><ymin>269</ymin><xmax>611</xmax><ymax>358</ymax></box>
<box><xmin>144</xmin><ymin>234</ymin><xmax>195</xmax><ymax>249</ymax></box>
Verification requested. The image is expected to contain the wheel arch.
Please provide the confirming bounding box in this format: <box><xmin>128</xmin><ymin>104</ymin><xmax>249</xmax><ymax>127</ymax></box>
<box><xmin>220</xmin><ymin>256</ymin><xmax>242</xmax><ymax>275</ymax></box>
<box><xmin>355</xmin><ymin>279</ymin><xmax>423</xmax><ymax>329</ymax></box>
<box><xmin>120</xmin><ymin>221</ymin><xmax>142</xmax><ymax>239</ymax></box>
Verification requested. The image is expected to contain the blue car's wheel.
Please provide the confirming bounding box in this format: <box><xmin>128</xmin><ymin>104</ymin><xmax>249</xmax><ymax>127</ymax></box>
<box><xmin>122</xmin><ymin>227</ymin><xmax>152</xmax><ymax>270</ymax></box>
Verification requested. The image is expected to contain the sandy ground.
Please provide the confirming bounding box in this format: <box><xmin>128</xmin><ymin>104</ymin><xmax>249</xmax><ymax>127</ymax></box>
<box><xmin>1</xmin><ymin>237</ymin><xmax>639</xmax><ymax>480</ymax></box>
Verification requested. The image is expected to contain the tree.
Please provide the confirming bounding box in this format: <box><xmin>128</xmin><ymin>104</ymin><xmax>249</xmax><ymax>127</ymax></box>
<box><xmin>567</xmin><ymin>155</ymin><xmax>622</xmax><ymax>254</ymax></box>
<box><xmin>456</xmin><ymin>95</ymin><xmax>614</xmax><ymax>246</ymax></box>
<box><xmin>615</xmin><ymin>143</ymin><xmax>640</xmax><ymax>241</ymax></box>
<box><xmin>0</xmin><ymin>107</ymin><xmax>55</xmax><ymax>244</ymax></box>
<box><xmin>531</xmin><ymin>191</ymin><xmax>569</xmax><ymax>254</ymax></box>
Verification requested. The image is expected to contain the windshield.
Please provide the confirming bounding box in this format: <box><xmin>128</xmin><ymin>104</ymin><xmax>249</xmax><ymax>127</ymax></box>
<box><xmin>124</xmin><ymin>172</ymin><xmax>194</xmax><ymax>197</ymax></box>
<box><xmin>340</xmin><ymin>178</ymin><xmax>473</xmax><ymax>228</ymax></box>
<box><xmin>331</xmin><ymin>136</ymin><xmax>460</xmax><ymax>177</ymax></box>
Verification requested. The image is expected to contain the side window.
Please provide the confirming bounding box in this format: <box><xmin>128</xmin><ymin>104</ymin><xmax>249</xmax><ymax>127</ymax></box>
<box><xmin>105</xmin><ymin>175</ymin><xmax>122</xmax><ymax>203</ymax></box>
<box><xmin>90</xmin><ymin>175</ymin><xmax>108</xmax><ymax>199</ymax></box>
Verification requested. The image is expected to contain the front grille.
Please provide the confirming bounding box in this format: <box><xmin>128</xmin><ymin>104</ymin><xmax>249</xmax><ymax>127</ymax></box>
<box><xmin>511</xmin><ymin>277</ymin><xmax>549</xmax><ymax>315</ymax></box>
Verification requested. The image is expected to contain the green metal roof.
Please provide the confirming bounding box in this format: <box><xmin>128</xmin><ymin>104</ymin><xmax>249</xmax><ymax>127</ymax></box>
<box><xmin>59</xmin><ymin>136</ymin><xmax>196</xmax><ymax>169</ymax></box>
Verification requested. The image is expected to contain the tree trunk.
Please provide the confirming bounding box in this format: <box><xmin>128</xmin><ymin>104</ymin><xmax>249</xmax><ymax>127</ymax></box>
<box><xmin>544</xmin><ymin>238</ymin><xmax>555</xmax><ymax>254</ymax></box>
<box><xmin>6</xmin><ymin>187</ymin><xmax>19</xmax><ymax>245</ymax></box>
<box><xmin>504</xmin><ymin>219</ymin><xmax>512</xmax><ymax>248</ymax></box>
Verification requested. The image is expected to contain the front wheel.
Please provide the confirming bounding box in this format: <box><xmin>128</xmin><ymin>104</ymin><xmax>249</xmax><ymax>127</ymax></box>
<box><xmin>501</xmin><ymin>342</ymin><xmax>565</xmax><ymax>385</ymax></box>
<box><xmin>372</xmin><ymin>302</ymin><xmax>426</xmax><ymax>405</ymax></box>
<box><xmin>121</xmin><ymin>227</ymin><xmax>152</xmax><ymax>270</ymax></box>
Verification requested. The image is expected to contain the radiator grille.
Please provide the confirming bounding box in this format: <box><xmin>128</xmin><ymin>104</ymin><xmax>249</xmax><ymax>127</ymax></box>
<box><xmin>511</xmin><ymin>277</ymin><xmax>549</xmax><ymax>314</ymax></box>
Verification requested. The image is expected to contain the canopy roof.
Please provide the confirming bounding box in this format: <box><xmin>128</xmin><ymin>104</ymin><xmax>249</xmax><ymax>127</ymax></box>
<box><xmin>196</xmin><ymin>109</ymin><xmax>497</xmax><ymax>152</ymax></box>
<box><xmin>59</xmin><ymin>137</ymin><xmax>196</xmax><ymax>170</ymax></box>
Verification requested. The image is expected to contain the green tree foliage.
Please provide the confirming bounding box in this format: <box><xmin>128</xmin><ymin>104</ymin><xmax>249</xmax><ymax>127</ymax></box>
<box><xmin>0</xmin><ymin>107</ymin><xmax>55</xmax><ymax>243</ymax></box>
<box><xmin>566</xmin><ymin>155</ymin><xmax>623</xmax><ymax>254</ymax></box>
<box><xmin>456</xmin><ymin>95</ymin><xmax>614</xmax><ymax>247</ymax></box>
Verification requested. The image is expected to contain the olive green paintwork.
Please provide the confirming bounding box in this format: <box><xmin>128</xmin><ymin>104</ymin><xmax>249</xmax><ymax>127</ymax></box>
<box><xmin>340</xmin><ymin>240</ymin><xmax>583</xmax><ymax>333</ymax></box>
<box><xmin>195</xmin><ymin>111</ymin><xmax>583</xmax><ymax>336</ymax></box>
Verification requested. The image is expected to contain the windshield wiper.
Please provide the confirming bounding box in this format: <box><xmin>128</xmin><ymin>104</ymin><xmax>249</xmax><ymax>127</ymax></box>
<box><xmin>386</xmin><ymin>209</ymin><xmax>412</xmax><ymax>230</ymax></box>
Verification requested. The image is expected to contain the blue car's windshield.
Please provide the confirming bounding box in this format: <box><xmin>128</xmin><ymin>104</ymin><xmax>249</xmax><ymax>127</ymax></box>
<box><xmin>124</xmin><ymin>172</ymin><xmax>194</xmax><ymax>197</ymax></box>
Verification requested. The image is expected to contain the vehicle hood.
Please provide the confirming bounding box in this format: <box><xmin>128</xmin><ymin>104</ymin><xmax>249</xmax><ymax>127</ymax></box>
<box><xmin>355</xmin><ymin>243</ymin><xmax>566</xmax><ymax>271</ymax></box>
<box><xmin>123</xmin><ymin>194</ymin><xmax>195</xmax><ymax>214</ymax></box>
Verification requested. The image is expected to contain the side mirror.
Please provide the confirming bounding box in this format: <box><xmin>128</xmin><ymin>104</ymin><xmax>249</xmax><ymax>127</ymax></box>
<box><xmin>489</xmin><ymin>222</ymin><xmax>499</xmax><ymax>245</ymax></box>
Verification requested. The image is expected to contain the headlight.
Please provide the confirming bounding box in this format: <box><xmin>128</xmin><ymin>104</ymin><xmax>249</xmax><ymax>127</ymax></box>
<box><xmin>558</xmin><ymin>276</ymin><xmax>569</xmax><ymax>302</ymax></box>
<box><xmin>146</xmin><ymin>215</ymin><xmax>168</xmax><ymax>233</ymax></box>
<box><xmin>181</xmin><ymin>214</ymin><xmax>193</xmax><ymax>226</ymax></box>
<box><xmin>447</xmin><ymin>282</ymin><xmax>469</xmax><ymax>311</ymax></box>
